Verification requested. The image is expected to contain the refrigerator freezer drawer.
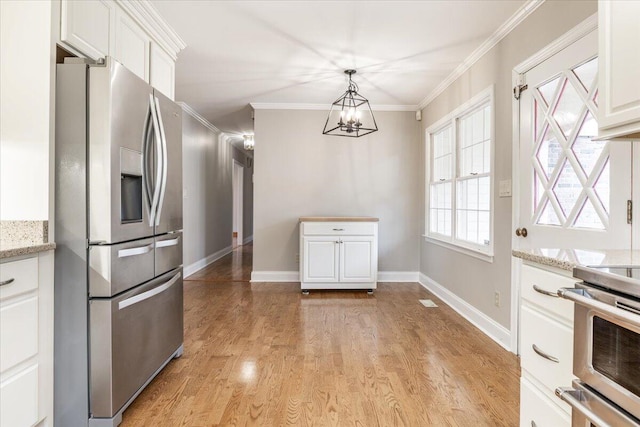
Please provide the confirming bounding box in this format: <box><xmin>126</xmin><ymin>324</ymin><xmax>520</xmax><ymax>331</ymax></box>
<box><xmin>89</xmin><ymin>268</ymin><xmax>183</xmax><ymax>419</ymax></box>
<box><xmin>155</xmin><ymin>232</ymin><xmax>182</xmax><ymax>276</ymax></box>
<box><xmin>89</xmin><ymin>237</ymin><xmax>155</xmax><ymax>297</ymax></box>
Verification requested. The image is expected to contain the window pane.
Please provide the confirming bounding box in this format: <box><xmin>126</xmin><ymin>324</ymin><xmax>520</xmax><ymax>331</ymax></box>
<box><xmin>459</xmin><ymin>105</ymin><xmax>491</xmax><ymax>177</ymax></box>
<box><xmin>432</xmin><ymin>126</ymin><xmax>452</xmax><ymax>181</ymax></box>
<box><xmin>430</xmin><ymin>182</ymin><xmax>452</xmax><ymax>236</ymax></box>
<box><xmin>456</xmin><ymin>176</ymin><xmax>490</xmax><ymax>246</ymax></box>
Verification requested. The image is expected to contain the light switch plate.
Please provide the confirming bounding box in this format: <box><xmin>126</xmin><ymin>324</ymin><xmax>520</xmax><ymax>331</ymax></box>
<box><xmin>499</xmin><ymin>180</ymin><xmax>512</xmax><ymax>197</ymax></box>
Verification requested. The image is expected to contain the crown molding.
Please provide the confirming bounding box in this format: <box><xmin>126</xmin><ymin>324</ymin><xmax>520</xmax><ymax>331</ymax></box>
<box><xmin>178</xmin><ymin>102</ymin><xmax>221</xmax><ymax>134</ymax></box>
<box><xmin>250</xmin><ymin>103</ymin><xmax>418</xmax><ymax>112</ymax></box>
<box><xmin>116</xmin><ymin>0</ymin><xmax>187</xmax><ymax>60</ymax></box>
<box><xmin>417</xmin><ymin>0</ymin><xmax>545</xmax><ymax>110</ymax></box>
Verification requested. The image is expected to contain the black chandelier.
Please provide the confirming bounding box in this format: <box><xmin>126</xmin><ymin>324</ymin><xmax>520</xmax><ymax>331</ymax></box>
<box><xmin>322</xmin><ymin>70</ymin><xmax>378</xmax><ymax>138</ymax></box>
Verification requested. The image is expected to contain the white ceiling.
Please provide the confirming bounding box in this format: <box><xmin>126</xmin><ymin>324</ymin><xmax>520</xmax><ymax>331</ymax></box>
<box><xmin>152</xmin><ymin>0</ymin><xmax>527</xmax><ymax>136</ymax></box>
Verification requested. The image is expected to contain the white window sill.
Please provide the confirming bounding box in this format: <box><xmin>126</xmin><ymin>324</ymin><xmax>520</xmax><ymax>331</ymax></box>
<box><xmin>422</xmin><ymin>235</ymin><xmax>494</xmax><ymax>263</ymax></box>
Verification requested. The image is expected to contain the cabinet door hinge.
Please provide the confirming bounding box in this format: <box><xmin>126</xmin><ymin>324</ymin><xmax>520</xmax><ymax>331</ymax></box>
<box><xmin>628</xmin><ymin>200</ymin><xmax>633</xmax><ymax>224</ymax></box>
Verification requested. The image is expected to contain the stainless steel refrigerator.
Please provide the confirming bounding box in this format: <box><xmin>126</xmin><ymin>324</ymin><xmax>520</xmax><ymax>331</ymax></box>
<box><xmin>55</xmin><ymin>57</ymin><xmax>183</xmax><ymax>427</ymax></box>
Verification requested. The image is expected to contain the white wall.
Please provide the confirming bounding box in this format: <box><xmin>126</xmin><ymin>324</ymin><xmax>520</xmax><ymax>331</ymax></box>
<box><xmin>0</xmin><ymin>0</ymin><xmax>53</xmax><ymax>220</ymax></box>
<box><xmin>419</xmin><ymin>0</ymin><xmax>598</xmax><ymax>329</ymax></box>
<box><xmin>252</xmin><ymin>109</ymin><xmax>421</xmax><ymax>275</ymax></box>
<box><xmin>231</xmin><ymin>146</ymin><xmax>254</xmax><ymax>241</ymax></box>
<box><xmin>182</xmin><ymin>109</ymin><xmax>234</xmax><ymax>273</ymax></box>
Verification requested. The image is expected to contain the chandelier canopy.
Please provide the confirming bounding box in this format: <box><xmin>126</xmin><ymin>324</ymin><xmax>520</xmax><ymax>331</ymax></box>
<box><xmin>322</xmin><ymin>70</ymin><xmax>378</xmax><ymax>138</ymax></box>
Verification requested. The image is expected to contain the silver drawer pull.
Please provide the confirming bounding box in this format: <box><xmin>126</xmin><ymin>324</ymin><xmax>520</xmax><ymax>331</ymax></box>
<box><xmin>155</xmin><ymin>236</ymin><xmax>180</xmax><ymax>248</ymax></box>
<box><xmin>118</xmin><ymin>243</ymin><xmax>153</xmax><ymax>258</ymax></box>
<box><xmin>532</xmin><ymin>344</ymin><xmax>559</xmax><ymax>363</ymax></box>
<box><xmin>0</xmin><ymin>278</ymin><xmax>15</xmax><ymax>287</ymax></box>
<box><xmin>119</xmin><ymin>272</ymin><xmax>181</xmax><ymax>310</ymax></box>
<box><xmin>532</xmin><ymin>284</ymin><xmax>559</xmax><ymax>298</ymax></box>
<box><xmin>332</xmin><ymin>228</ymin><xmax>345</xmax><ymax>231</ymax></box>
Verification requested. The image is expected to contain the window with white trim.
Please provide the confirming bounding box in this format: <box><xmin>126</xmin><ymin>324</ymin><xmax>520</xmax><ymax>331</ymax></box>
<box><xmin>426</xmin><ymin>88</ymin><xmax>493</xmax><ymax>256</ymax></box>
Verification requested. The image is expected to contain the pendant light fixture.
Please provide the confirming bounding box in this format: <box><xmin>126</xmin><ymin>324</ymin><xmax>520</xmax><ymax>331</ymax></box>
<box><xmin>322</xmin><ymin>70</ymin><xmax>378</xmax><ymax>138</ymax></box>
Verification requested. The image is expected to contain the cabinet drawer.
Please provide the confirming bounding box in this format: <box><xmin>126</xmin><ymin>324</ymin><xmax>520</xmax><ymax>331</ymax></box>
<box><xmin>521</xmin><ymin>305</ymin><xmax>573</xmax><ymax>401</ymax></box>
<box><xmin>302</xmin><ymin>222</ymin><xmax>376</xmax><ymax>236</ymax></box>
<box><xmin>0</xmin><ymin>257</ymin><xmax>38</xmax><ymax>301</ymax></box>
<box><xmin>521</xmin><ymin>265</ymin><xmax>575</xmax><ymax>323</ymax></box>
<box><xmin>0</xmin><ymin>364</ymin><xmax>39</xmax><ymax>427</ymax></box>
<box><xmin>520</xmin><ymin>377</ymin><xmax>570</xmax><ymax>427</ymax></box>
<box><xmin>0</xmin><ymin>296</ymin><xmax>39</xmax><ymax>373</ymax></box>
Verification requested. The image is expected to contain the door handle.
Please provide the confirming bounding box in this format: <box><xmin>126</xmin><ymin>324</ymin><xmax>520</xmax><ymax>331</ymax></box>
<box><xmin>153</xmin><ymin>95</ymin><xmax>168</xmax><ymax>226</ymax></box>
<box><xmin>155</xmin><ymin>236</ymin><xmax>180</xmax><ymax>248</ymax></box>
<box><xmin>558</xmin><ymin>287</ymin><xmax>640</xmax><ymax>329</ymax></box>
<box><xmin>148</xmin><ymin>94</ymin><xmax>163</xmax><ymax>227</ymax></box>
<box><xmin>118</xmin><ymin>243</ymin><xmax>153</xmax><ymax>258</ymax></box>
<box><xmin>515</xmin><ymin>227</ymin><xmax>528</xmax><ymax>237</ymax></box>
<box><xmin>118</xmin><ymin>272</ymin><xmax>181</xmax><ymax>310</ymax></box>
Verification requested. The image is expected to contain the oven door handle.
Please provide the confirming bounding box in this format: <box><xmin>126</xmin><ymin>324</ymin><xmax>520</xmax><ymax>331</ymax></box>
<box><xmin>558</xmin><ymin>287</ymin><xmax>640</xmax><ymax>329</ymax></box>
<box><xmin>556</xmin><ymin>385</ymin><xmax>639</xmax><ymax>427</ymax></box>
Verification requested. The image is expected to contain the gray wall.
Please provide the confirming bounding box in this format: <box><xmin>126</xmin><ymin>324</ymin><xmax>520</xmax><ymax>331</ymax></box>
<box><xmin>182</xmin><ymin>110</ymin><xmax>234</xmax><ymax>269</ymax></box>
<box><xmin>253</xmin><ymin>109</ymin><xmax>421</xmax><ymax>273</ymax></box>
<box><xmin>419</xmin><ymin>1</ymin><xmax>597</xmax><ymax>328</ymax></box>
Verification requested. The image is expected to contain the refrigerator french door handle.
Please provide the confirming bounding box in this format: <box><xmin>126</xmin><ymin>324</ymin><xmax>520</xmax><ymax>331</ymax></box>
<box><xmin>118</xmin><ymin>272</ymin><xmax>181</xmax><ymax>310</ymax></box>
<box><xmin>149</xmin><ymin>94</ymin><xmax>163</xmax><ymax>227</ymax></box>
<box><xmin>142</xmin><ymin>103</ymin><xmax>154</xmax><ymax>220</ymax></box>
<box><xmin>153</xmin><ymin>95</ymin><xmax>168</xmax><ymax>226</ymax></box>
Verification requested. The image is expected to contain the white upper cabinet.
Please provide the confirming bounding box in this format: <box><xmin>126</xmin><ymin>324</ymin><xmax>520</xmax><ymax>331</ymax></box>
<box><xmin>598</xmin><ymin>1</ymin><xmax>640</xmax><ymax>139</ymax></box>
<box><xmin>150</xmin><ymin>43</ymin><xmax>175</xmax><ymax>100</ymax></box>
<box><xmin>60</xmin><ymin>0</ymin><xmax>114</xmax><ymax>60</ymax></box>
<box><xmin>59</xmin><ymin>1</ymin><xmax>184</xmax><ymax>97</ymax></box>
<box><xmin>114</xmin><ymin>9</ymin><xmax>150</xmax><ymax>82</ymax></box>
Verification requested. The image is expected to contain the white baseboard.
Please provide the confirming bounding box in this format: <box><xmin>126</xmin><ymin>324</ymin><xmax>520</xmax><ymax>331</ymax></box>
<box><xmin>250</xmin><ymin>270</ymin><xmax>420</xmax><ymax>283</ymax></box>
<box><xmin>418</xmin><ymin>272</ymin><xmax>512</xmax><ymax>353</ymax></box>
<box><xmin>377</xmin><ymin>271</ymin><xmax>420</xmax><ymax>282</ymax></box>
<box><xmin>184</xmin><ymin>245</ymin><xmax>233</xmax><ymax>278</ymax></box>
<box><xmin>242</xmin><ymin>235</ymin><xmax>253</xmax><ymax>245</ymax></box>
<box><xmin>251</xmin><ymin>271</ymin><xmax>300</xmax><ymax>282</ymax></box>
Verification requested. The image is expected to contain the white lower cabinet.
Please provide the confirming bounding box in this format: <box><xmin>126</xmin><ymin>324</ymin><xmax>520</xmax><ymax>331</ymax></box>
<box><xmin>520</xmin><ymin>377</ymin><xmax>571</xmax><ymax>427</ymax></box>
<box><xmin>0</xmin><ymin>251</ymin><xmax>54</xmax><ymax>427</ymax></box>
<box><xmin>300</xmin><ymin>220</ymin><xmax>378</xmax><ymax>290</ymax></box>
<box><xmin>519</xmin><ymin>263</ymin><xmax>575</xmax><ymax>427</ymax></box>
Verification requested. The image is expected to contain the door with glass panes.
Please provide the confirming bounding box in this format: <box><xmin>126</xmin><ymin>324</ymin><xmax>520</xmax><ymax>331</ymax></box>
<box><xmin>517</xmin><ymin>30</ymin><xmax>632</xmax><ymax>250</ymax></box>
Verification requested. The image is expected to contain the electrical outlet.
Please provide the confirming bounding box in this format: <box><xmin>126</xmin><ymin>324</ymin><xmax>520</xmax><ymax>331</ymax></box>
<box><xmin>295</xmin><ymin>253</ymin><xmax>300</xmax><ymax>263</ymax></box>
<box><xmin>494</xmin><ymin>291</ymin><xmax>501</xmax><ymax>307</ymax></box>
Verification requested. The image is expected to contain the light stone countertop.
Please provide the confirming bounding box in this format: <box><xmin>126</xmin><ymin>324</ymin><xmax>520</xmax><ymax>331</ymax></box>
<box><xmin>512</xmin><ymin>248</ymin><xmax>640</xmax><ymax>271</ymax></box>
<box><xmin>299</xmin><ymin>216</ymin><xmax>379</xmax><ymax>222</ymax></box>
<box><xmin>1</xmin><ymin>220</ymin><xmax>56</xmax><ymax>259</ymax></box>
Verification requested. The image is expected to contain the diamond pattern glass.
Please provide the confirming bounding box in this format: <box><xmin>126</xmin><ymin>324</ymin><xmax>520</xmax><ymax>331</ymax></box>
<box><xmin>531</xmin><ymin>57</ymin><xmax>608</xmax><ymax>230</ymax></box>
<box><xmin>552</xmin><ymin>79</ymin><xmax>585</xmax><ymax>139</ymax></box>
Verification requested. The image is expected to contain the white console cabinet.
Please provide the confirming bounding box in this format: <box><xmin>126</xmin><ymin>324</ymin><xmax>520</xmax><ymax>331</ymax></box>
<box><xmin>299</xmin><ymin>217</ymin><xmax>378</xmax><ymax>292</ymax></box>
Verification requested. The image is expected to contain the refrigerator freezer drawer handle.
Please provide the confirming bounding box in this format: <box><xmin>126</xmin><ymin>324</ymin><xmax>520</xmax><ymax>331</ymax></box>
<box><xmin>117</xmin><ymin>243</ymin><xmax>154</xmax><ymax>258</ymax></box>
<box><xmin>118</xmin><ymin>272</ymin><xmax>181</xmax><ymax>310</ymax></box>
<box><xmin>155</xmin><ymin>236</ymin><xmax>180</xmax><ymax>248</ymax></box>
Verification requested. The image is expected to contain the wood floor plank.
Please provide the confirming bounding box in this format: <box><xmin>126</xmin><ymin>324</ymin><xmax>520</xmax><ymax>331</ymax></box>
<box><xmin>121</xmin><ymin>244</ymin><xmax>520</xmax><ymax>426</ymax></box>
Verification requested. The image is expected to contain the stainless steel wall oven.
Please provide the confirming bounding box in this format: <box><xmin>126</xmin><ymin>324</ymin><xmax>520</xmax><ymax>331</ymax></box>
<box><xmin>556</xmin><ymin>266</ymin><xmax>640</xmax><ymax>426</ymax></box>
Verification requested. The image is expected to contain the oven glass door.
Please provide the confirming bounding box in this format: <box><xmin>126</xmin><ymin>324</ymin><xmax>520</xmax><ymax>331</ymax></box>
<box><xmin>592</xmin><ymin>315</ymin><xmax>640</xmax><ymax>398</ymax></box>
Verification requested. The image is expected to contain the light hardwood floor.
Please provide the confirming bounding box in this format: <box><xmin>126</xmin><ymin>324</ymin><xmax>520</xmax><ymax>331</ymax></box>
<box><xmin>121</xmin><ymin>244</ymin><xmax>520</xmax><ymax>426</ymax></box>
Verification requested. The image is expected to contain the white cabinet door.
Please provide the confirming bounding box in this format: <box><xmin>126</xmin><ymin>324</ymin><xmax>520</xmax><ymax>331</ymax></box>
<box><xmin>150</xmin><ymin>43</ymin><xmax>175</xmax><ymax>100</ymax></box>
<box><xmin>0</xmin><ymin>364</ymin><xmax>39</xmax><ymax>427</ymax></box>
<box><xmin>302</xmin><ymin>237</ymin><xmax>339</xmax><ymax>283</ymax></box>
<box><xmin>598</xmin><ymin>0</ymin><xmax>640</xmax><ymax>135</ymax></box>
<box><xmin>339</xmin><ymin>236</ymin><xmax>376</xmax><ymax>283</ymax></box>
<box><xmin>61</xmin><ymin>0</ymin><xmax>114</xmax><ymax>60</ymax></box>
<box><xmin>114</xmin><ymin>9</ymin><xmax>150</xmax><ymax>82</ymax></box>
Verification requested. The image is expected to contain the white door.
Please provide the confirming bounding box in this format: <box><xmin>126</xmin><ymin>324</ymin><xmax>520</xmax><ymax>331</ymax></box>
<box><xmin>339</xmin><ymin>236</ymin><xmax>375</xmax><ymax>283</ymax></box>
<box><xmin>302</xmin><ymin>237</ymin><xmax>339</xmax><ymax>283</ymax></box>
<box><xmin>517</xmin><ymin>30</ymin><xmax>632</xmax><ymax>250</ymax></box>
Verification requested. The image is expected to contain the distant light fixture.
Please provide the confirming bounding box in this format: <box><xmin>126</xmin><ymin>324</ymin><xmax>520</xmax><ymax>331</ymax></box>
<box><xmin>243</xmin><ymin>134</ymin><xmax>254</xmax><ymax>150</ymax></box>
<box><xmin>323</xmin><ymin>69</ymin><xmax>378</xmax><ymax>138</ymax></box>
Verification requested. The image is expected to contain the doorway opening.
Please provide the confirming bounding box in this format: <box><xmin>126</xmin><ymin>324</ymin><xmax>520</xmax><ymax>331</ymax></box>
<box><xmin>232</xmin><ymin>159</ymin><xmax>244</xmax><ymax>249</ymax></box>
